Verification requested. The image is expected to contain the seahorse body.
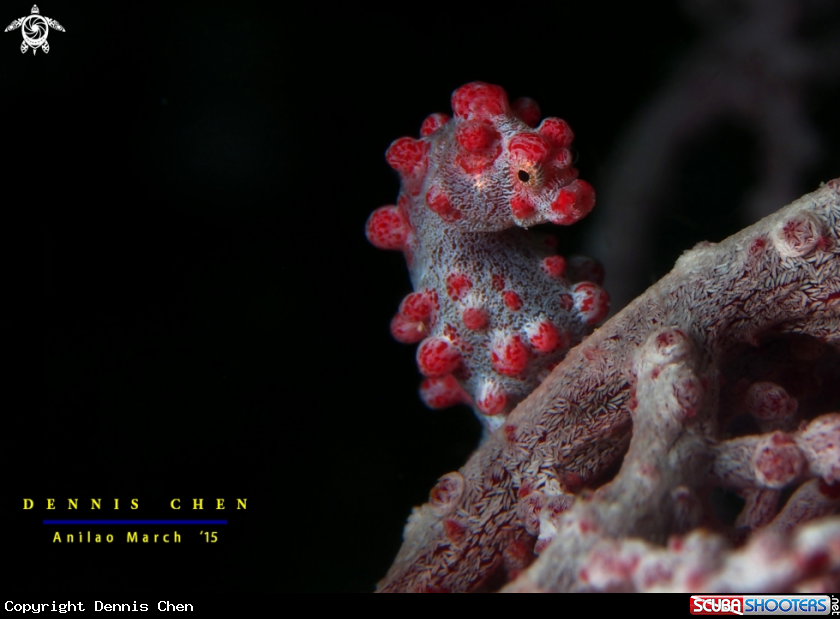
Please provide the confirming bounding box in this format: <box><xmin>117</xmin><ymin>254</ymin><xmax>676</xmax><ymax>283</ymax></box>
<box><xmin>366</xmin><ymin>82</ymin><xmax>608</xmax><ymax>432</ymax></box>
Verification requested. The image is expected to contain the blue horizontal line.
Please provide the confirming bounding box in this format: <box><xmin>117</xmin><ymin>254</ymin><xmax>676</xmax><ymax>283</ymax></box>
<box><xmin>44</xmin><ymin>520</ymin><xmax>227</xmax><ymax>525</ymax></box>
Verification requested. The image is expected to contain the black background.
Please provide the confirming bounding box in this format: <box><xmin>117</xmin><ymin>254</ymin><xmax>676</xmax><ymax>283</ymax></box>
<box><xmin>1</xmin><ymin>0</ymin><xmax>838</xmax><ymax>600</ymax></box>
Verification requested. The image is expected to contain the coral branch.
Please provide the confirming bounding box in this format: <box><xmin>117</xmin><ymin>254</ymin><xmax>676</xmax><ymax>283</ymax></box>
<box><xmin>503</xmin><ymin>328</ymin><xmax>840</xmax><ymax>592</ymax></box>
<box><xmin>584</xmin><ymin>0</ymin><xmax>840</xmax><ymax>312</ymax></box>
<box><xmin>504</xmin><ymin>517</ymin><xmax>840</xmax><ymax>593</ymax></box>
<box><xmin>377</xmin><ymin>179</ymin><xmax>839</xmax><ymax>592</ymax></box>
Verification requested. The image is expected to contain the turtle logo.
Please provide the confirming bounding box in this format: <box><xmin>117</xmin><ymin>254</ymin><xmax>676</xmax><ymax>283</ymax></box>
<box><xmin>5</xmin><ymin>5</ymin><xmax>65</xmax><ymax>55</ymax></box>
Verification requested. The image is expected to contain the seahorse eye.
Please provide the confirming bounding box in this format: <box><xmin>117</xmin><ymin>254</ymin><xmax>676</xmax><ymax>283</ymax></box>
<box><xmin>515</xmin><ymin>163</ymin><xmax>541</xmax><ymax>187</ymax></box>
